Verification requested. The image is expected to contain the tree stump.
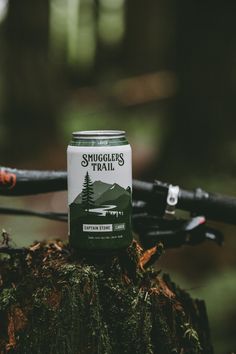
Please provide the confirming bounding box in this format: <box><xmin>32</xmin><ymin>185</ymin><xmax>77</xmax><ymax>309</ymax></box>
<box><xmin>0</xmin><ymin>240</ymin><xmax>213</xmax><ymax>354</ymax></box>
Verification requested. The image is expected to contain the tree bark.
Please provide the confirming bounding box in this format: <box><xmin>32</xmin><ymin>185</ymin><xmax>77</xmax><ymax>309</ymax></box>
<box><xmin>0</xmin><ymin>240</ymin><xmax>213</xmax><ymax>354</ymax></box>
<box><xmin>1</xmin><ymin>0</ymin><xmax>60</xmax><ymax>165</ymax></box>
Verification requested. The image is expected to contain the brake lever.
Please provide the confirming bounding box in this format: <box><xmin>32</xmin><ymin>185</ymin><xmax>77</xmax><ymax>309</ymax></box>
<box><xmin>136</xmin><ymin>216</ymin><xmax>224</xmax><ymax>249</ymax></box>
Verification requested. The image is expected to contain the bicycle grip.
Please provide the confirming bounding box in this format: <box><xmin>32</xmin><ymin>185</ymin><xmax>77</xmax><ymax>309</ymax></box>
<box><xmin>179</xmin><ymin>188</ymin><xmax>236</xmax><ymax>225</ymax></box>
<box><xmin>0</xmin><ymin>167</ymin><xmax>67</xmax><ymax>195</ymax></box>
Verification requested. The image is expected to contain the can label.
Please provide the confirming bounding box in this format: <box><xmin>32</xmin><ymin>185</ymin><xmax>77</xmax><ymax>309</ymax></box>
<box><xmin>67</xmin><ymin>144</ymin><xmax>132</xmax><ymax>250</ymax></box>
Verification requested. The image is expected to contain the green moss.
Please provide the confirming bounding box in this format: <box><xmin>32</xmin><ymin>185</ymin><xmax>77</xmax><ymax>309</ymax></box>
<box><xmin>0</xmin><ymin>287</ymin><xmax>16</xmax><ymax>310</ymax></box>
<box><xmin>0</xmin><ymin>242</ymin><xmax>213</xmax><ymax>354</ymax></box>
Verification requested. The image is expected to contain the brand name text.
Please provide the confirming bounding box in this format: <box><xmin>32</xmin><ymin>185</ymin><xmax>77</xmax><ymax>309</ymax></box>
<box><xmin>81</xmin><ymin>153</ymin><xmax>124</xmax><ymax>171</ymax></box>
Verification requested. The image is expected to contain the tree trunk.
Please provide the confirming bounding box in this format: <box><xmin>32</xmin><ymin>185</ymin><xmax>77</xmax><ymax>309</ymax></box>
<box><xmin>1</xmin><ymin>0</ymin><xmax>60</xmax><ymax>165</ymax></box>
<box><xmin>0</xmin><ymin>240</ymin><xmax>213</xmax><ymax>354</ymax></box>
<box><xmin>157</xmin><ymin>1</ymin><xmax>236</xmax><ymax>181</ymax></box>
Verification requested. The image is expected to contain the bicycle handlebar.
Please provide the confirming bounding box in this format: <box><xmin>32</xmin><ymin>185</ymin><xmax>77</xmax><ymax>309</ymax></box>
<box><xmin>1</xmin><ymin>167</ymin><xmax>236</xmax><ymax>225</ymax></box>
<box><xmin>133</xmin><ymin>180</ymin><xmax>236</xmax><ymax>225</ymax></box>
<box><xmin>0</xmin><ymin>167</ymin><xmax>67</xmax><ymax>195</ymax></box>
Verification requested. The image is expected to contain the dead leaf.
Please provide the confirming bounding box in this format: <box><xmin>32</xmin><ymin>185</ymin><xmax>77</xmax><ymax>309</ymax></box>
<box><xmin>12</xmin><ymin>307</ymin><xmax>27</xmax><ymax>332</ymax></box>
<box><xmin>54</xmin><ymin>243</ymin><xmax>62</xmax><ymax>252</ymax></box>
<box><xmin>6</xmin><ymin>313</ymin><xmax>16</xmax><ymax>351</ymax></box>
<box><xmin>6</xmin><ymin>305</ymin><xmax>28</xmax><ymax>351</ymax></box>
<box><xmin>157</xmin><ymin>278</ymin><xmax>175</xmax><ymax>299</ymax></box>
<box><xmin>47</xmin><ymin>291</ymin><xmax>61</xmax><ymax>309</ymax></box>
<box><xmin>139</xmin><ymin>245</ymin><xmax>158</xmax><ymax>271</ymax></box>
<box><xmin>29</xmin><ymin>243</ymin><xmax>41</xmax><ymax>252</ymax></box>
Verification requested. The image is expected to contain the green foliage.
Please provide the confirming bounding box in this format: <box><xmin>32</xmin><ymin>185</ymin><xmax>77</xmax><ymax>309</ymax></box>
<box><xmin>0</xmin><ymin>288</ymin><xmax>16</xmax><ymax>310</ymax></box>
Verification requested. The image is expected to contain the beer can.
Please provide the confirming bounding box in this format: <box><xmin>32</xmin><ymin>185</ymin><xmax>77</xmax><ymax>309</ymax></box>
<box><xmin>67</xmin><ymin>130</ymin><xmax>132</xmax><ymax>252</ymax></box>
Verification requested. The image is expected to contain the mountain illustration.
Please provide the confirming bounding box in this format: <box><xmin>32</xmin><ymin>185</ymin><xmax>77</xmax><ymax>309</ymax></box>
<box><xmin>95</xmin><ymin>183</ymin><xmax>126</xmax><ymax>205</ymax></box>
<box><xmin>72</xmin><ymin>180</ymin><xmax>130</xmax><ymax>209</ymax></box>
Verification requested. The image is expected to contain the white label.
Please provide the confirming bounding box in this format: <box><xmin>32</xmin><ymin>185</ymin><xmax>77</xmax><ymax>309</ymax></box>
<box><xmin>67</xmin><ymin>143</ymin><xmax>132</xmax><ymax>245</ymax></box>
<box><xmin>83</xmin><ymin>224</ymin><xmax>113</xmax><ymax>232</ymax></box>
<box><xmin>67</xmin><ymin>144</ymin><xmax>132</xmax><ymax>205</ymax></box>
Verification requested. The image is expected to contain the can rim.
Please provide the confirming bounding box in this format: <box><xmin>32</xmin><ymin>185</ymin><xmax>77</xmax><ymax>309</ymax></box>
<box><xmin>72</xmin><ymin>130</ymin><xmax>126</xmax><ymax>139</ymax></box>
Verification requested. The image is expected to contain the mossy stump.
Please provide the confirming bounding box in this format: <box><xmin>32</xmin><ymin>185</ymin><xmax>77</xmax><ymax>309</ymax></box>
<box><xmin>0</xmin><ymin>240</ymin><xmax>213</xmax><ymax>354</ymax></box>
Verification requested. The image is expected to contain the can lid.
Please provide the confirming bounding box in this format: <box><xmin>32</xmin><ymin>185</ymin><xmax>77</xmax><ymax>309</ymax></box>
<box><xmin>72</xmin><ymin>130</ymin><xmax>126</xmax><ymax>139</ymax></box>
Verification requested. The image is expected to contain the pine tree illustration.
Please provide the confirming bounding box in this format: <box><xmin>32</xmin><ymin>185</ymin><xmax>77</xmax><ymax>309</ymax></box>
<box><xmin>82</xmin><ymin>172</ymin><xmax>94</xmax><ymax>211</ymax></box>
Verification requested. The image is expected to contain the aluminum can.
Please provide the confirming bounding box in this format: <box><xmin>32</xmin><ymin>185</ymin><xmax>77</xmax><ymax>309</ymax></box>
<box><xmin>67</xmin><ymin>130</ymin><xmax>132</xmax><ymax>252</ymax></box>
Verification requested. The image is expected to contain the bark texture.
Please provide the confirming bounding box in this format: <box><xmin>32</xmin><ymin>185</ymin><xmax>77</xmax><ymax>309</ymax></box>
<box><xmin>0</xmin><ymin>240</ymin><xmax>213</xmax><ymax>354</ymax></box>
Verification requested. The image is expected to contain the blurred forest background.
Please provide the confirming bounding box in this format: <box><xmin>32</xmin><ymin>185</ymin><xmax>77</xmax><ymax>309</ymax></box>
<box><xmin>0</xmin><ymin>0</ymin><xmax>236</xmax><ymax>352</ymax></box>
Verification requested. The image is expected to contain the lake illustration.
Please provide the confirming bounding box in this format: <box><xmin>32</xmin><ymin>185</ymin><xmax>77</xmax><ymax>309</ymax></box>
<box><xmin>69</xmin><ymin>172</ymin><xmax>132</xmax><ymax>248</ymax></box>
